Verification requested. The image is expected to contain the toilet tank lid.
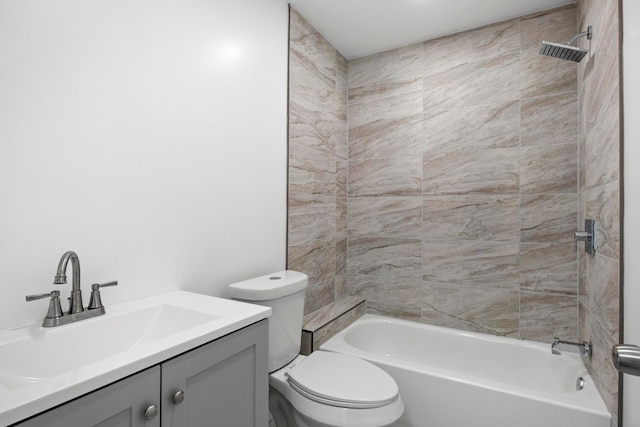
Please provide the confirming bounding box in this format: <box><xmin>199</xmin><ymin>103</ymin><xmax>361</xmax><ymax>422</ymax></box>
<box><xmin>227</xmin><ymin>270</ymin><xmax>308</xmax><ymax>301</ymax></box>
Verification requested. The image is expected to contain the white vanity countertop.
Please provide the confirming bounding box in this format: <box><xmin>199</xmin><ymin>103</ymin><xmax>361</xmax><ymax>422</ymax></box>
<box><xmin>0</xmin><ymin>291</ymin><xmax>270</xmax><ymax>425</ymax></box>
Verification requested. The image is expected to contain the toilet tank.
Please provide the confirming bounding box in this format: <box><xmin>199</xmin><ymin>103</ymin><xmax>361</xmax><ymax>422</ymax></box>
<box><xmin>228</xmin><ymin>270</ymin><xmax>308</xmax><ymax>372</ymax></box>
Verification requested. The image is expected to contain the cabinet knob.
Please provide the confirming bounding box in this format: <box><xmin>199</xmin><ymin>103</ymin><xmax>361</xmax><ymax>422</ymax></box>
<box><xmin>144</xmin><ymin>404</ymin><xmax>159</xmax><ymax>421</ymax></box>
<box><xmin>172</xmin><ymin>390</ymin><xmax>185</xmax><ymax>405</ymax></box>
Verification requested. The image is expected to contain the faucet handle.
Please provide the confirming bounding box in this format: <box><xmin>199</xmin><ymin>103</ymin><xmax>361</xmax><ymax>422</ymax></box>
<box><xmin>95</xmin><ymin>281</ymin><xmax>118</xmax><ymax>289</ymax></box>
<box><xmin>26</xmin><ymin>291</ymin><xmax>58</xmax><ymax>301</ymax></box>
<box><xmin>26</xmin><ymin>290</ymin><xmax>64</xmax><ymax>319</ymax></box>
<box><xmin>88</xmin><ymin>281</ymin><xmax>118</xmax><ymax>310</ymax></box>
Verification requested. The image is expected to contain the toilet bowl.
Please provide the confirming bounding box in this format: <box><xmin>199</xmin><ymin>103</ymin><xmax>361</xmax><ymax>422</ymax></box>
<box><xmin>228</xmin><ymin>271</ymin><xmax>404</xmax><ymax>427</ymax></box>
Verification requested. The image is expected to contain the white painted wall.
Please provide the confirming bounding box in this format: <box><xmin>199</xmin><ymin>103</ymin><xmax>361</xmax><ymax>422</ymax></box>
<box><xmin>623</xmin><ymin>0</ymin><xmax>640</xmax><ymax>425</ymax></box>
<box><xmin>0</xmin><ymin>0</ymin><xmax>289</xmax><ymax>329</ymax></box>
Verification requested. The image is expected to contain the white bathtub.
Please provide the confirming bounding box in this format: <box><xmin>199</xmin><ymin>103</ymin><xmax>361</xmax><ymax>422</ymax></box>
<box><xmin>320</xmin><ymin>314</ymin><xmax>610</xmax><ymax>427</ymax></box>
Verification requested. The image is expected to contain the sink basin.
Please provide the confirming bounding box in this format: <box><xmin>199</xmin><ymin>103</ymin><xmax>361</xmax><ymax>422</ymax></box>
<box><xmin>0</xmin><ymin>291</ymin><xmax>270</xmax><ymax>425</ymax></box>
<box><xmin>0</xmin><ymin>304</ymin><xmax>219</xmax><ymax>389</ymax></box>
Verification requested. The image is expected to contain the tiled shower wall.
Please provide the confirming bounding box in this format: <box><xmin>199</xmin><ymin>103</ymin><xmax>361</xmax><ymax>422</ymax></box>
<box><xmin>288</xmin><ymin>6</ymin><xmax>580</xmax><ymax>333</ymax></box>
<box><xmin>346</xmin><ymin>6</ymin><xmax>580</xmax><ymax>341</ymax></box>
<box><xmin>577</xmin><ymin>0</ymin><xmax>621</xmax><ymax>423</ymax></box>
<box><xmin>287</xmin><ymin>8</ymin><xmax>348</xmax><ymax>315</ymax></box>
<box><xmin>289</xmin><ymin>3</ymin><xmax>621</xmax><ymax>423</ymax></box>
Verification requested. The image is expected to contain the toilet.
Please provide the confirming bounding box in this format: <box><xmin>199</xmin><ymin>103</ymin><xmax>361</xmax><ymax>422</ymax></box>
<box><xmin>227</xmin><ymin>270</ymin><xmax>404</xmax><ymax>427</ymax></box>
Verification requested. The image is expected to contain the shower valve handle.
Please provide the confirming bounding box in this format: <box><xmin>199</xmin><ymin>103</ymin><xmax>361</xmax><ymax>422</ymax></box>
<box><xmin>573</xmin><ymin>219</ymin><xmax>596</xmax><ymax>255</ymax></box>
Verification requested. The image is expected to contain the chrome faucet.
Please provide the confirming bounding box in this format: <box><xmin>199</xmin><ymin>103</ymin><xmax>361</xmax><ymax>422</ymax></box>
<box><xmin>25</xmin><ymin>251</ymin><xmax>118</xmax><ymax>327</ymax></box>
<box><xmin>552</xmin><ymin>337</ymin><xmax>592</xmax><ymax>358</ymax></box>
<box><xmin>54</xmin><ymin>250</ymin><xmax>84</xmax><ymax>314</ymax></box>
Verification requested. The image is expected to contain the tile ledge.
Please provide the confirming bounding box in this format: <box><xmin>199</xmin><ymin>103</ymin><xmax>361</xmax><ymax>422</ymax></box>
<box><xmin>303</xmin><ymin>296</ymin><xmax>365</xmax><ymax>332</ymax></box>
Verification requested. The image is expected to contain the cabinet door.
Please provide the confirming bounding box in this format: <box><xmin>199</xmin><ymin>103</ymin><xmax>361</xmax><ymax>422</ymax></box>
<box><xmin>161</xmin><ymin>320</ymin><xmax>268</xmax><ymax>427</ymax></box>
<box><xmin>14</xmin><ymin>366</ymin><xmax>161</xmax><ymax>427</ymax></box>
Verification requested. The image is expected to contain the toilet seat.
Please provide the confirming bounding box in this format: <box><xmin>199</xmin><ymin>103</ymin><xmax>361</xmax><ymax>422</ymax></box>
<box><xmin>270</xmin><ymin>353</ymin><xmax>404</xmax><ymax>427</ymax></box>
<box><xmin>285</xmin><ymin>351</ymin><xmax>399</xmax><ymax>409</ymax></box>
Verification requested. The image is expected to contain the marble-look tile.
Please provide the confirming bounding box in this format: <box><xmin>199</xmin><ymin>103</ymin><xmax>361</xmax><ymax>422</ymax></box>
<box><xmin>423</xmin><ymin>195</ymin><xmax>519</xmax><ymax>242</ymax></box>
<box><xmin>583</xmin><ymin>252</ymin><xmax>620</xmax><ymax>339</ymax></box>
<box><xmin>422</xmin><ymin>241</ymin><xmax>520</xmax><ymax>288</ymax></box>
<box><xmin>586</xmin><ymin>180</ymin><xmax>620</xmax><ymax>260</ymax></box>
<box><xmin>346</xmin><ymin>275</ymin><xmax>422</xmax><ymax>320</ymax></box>
<box><xmin>288</xmin><ymin>193</ymin><xmax>335</xmax><ymax>215</ymax></box>
<box><xmin>585</xmin><ymin>98</ymin><xmax>620</xmax><ymax>189</ymax></box>
<box><xmin>423</xmin><ymin>101</ymin><xmax>519</xmax><ymax>154</ymax></box>
<box><xmin>579</xmin><ymin>134</ymin><xmax>587</xmax><ymax>193</ymax></box>
<box><xmin>583</xmin><ymin>15</ymin><xmax>620</xmax><ymax>137</ymax></box>
<box><xmin>579</xmin><ymin>262</ymin><xmax>590</xmax><ymax>302</ymax></box>
<box><xmin>423</xmin><ymin>148</ymin><xmax>519</xmax><ymax>195</ymax></box>
<box><xmin>289</xmin><ymin>50</ymin><xmax>335</xmax><ymax>113</ymax></box>
<box><xmin>346</xmin><ymin>275</ymin><xmax>386</xmax><ymax>313</ymax></box>
<box><xmin>348</xmin><ymin>197</ymin><xmax>422</xmax><ymax>238</ymax></box>
<box><xmin>384</xmin><ymin>281</ymin><xmax>422</xmax><ymax>320</ymax></box>
<box><xmin>289</xmin><ymin>9</ymin><xmax>336</xmax><ymax>92</ymax></box>
<box><xmin>348</xmin><ymin>43</ymin><xmax>422</xmax><ymax>104</ymax></box>
<box><xmin>520</xmin><ymin>243</ymin><xmax>577</xmax><ymax>295</ymax></box>
<box><xmin>287</xmin><ymin>9</ymin><xmax>348</xmax><ymax>340</ymax></box>
<box><xmin>579</xmin><ymin>245</ymin><xmax>588</xmax><ymax>299</ymax></box>
<box><xmin>520</xmin><ymin>92</ymin><xmax>578</xmax><ymax>147</ymax></box>
<box><xmin>348</xmin><ymin>90</ymin><xmax>423</xmax><ymax>160</ymax></box>
<box><xmin>311</xmin><ymin>300</ymin><xmax>366</xmax><ymax>350</ymax></box>
<box><xmin>336</xmin><ymin>158</ymin><xmax>347</xmax><ymax>198</ymax></box>
<box><xmin>304</xmin><ymin>278</ymin><xmax>335</xmax><ymax>315</ymax></box>
<box><xmin>578</xmin><ymin>84</ymin><xmax>588</xmax><ymax>192</ymax></box>
<box><xmin>423</xmin><ymin>20</ymin><xmax>519</xmax><ymax>72</ymax></box>
<box><xmin>520</xmin><ymin>292</ymin><xmax>577</xmax><ymax>343</ymax></box>
<box><xmin>336</xmin><ymin>52</ymin><xmax>348</xmax><ymax>123</ymax></box>
<box><xmin>421</xmin><ymin>282</ymin><xmax>519</xmax><ymax>337</ymax></box>
<box><xmin>577</xmin><ymin>0</ymin><xmax>621</xmax><ymax>420</ymax></box>
<box><xmin>423</xmin><ymin>53</ymin><xmax>519</xmax><ymax>111</ymax></box>
<box><xmin>303</xmin><ymin>296</ymin><xmax>365</xmax><ymax>331</ymax></box>
<box><xmin>335</xmin><ymin>117</ymin><xmax>348</xmax><ymax>161</ymax></box>
<box><xmin>520</xmin><ymin>142</ymin><xmax>577</xmax><ymax>194</ymax></box>
<box><xmin>520</xmin><ymin>7</ymin><xmax>577</xmax><ymax>52</ymax></box>
<box><xmin>578</xmin><ymin>190</ymin><xmax>587</xmax><ymax>235</ymax></box>
<box><xmin>580</xmin><ymin>300</ymin><xmax>619</xmax><ymax>424</ymax></box>
<box><xmin>334</xmin><ymin>271</ymin><xmax>347</xmax><ymax>300</ymax></box>
<box><xmin>336</xmin><ymin>197</ymin><xmax>347</xmax><ymax>240</ymax></box>
<box><xmin>349</xmin><ymin>157</ymin><xmax>422</xmax><ymax>197</ymax></box>
<box><xmin>520</xmin><ymin>194</ymin><xmax>577</xmax><ymax>243</ymax></box>
<box><xmin>288</xmin><ymin>209</ymin><xmax>336</xmax><ymax>247</ymax></box>
<box><xmin>578</xmin><ymin>294</ymin><xmax>589</xmax><ymax>339</ymax></box>
<box><xmin>348</xmin><ymin>237</ymin><xmax>422</xmax><ymax>280</ymax></box>
<box><xmin>288</xmin><ymin>240</ymin><xmax>335</xmax><ymax>286</ymax></box>
<box><xmin>288</xmin><ymin>142</ymin><xmax>335</xmax><ymax>196</ymax></box>
<box><xmin>335</xmin><ymin>52</ymin><xmax>348</xmax><ymax>161</ymax></box>
<box><xmin>520</xmin><ymin>49</ymin><xmax>577</xmax><ymax>99</ymax></box>
<box><xmin>289</xmin><ymin>103</ymin><xmax>336</xmax><ymax>157</ymax></box>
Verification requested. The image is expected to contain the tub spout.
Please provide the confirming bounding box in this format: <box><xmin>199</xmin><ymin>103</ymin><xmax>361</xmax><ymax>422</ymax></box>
<box><xmin>552</xmin><ymin>337</ymin><xmax>591</xmax><ymax>358</ymax></box>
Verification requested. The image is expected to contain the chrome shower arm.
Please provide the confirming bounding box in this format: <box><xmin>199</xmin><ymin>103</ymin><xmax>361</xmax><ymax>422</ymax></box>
<box><xmin>566</xmin><ymin>26</ymin><xmax>593</xmax><ymax>46</ymax></box>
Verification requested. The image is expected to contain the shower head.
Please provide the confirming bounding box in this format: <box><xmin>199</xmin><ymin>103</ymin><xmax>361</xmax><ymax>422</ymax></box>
<box><xmin>540</xmin><ymin>41</ymin><xmax>588</xmax><ymax>62</ymax></box>
<box><xmin>539</xmin><ymin>25</ymin><xmax>592</xmax><ymax>62</ymax></box>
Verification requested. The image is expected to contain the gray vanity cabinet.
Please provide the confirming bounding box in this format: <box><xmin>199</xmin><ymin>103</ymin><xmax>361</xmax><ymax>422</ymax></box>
<box><xmin>14</xmin><ymin>320</ymin><xmax>268</xmax><ymax>427</ymax></box>
<box><xmin>161</xmin><ymin>319</ymin><xmax>269</xmax><ymax>426</ymax></box>
<box><xmin>15</xmin><ymin>366</ymin><xmax>161</xmax><ymax>427</ymax></box>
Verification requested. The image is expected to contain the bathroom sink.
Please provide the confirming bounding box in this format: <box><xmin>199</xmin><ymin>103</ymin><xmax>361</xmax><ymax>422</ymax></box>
<box><xmin>0</xmin><ymin>291</ymin><xmax>270</xmax><ymax>425</ymax></box>
<box><xmin>0</xmin><ymin>303</ymin><xmax>219</xmax><ymax>388</ymax></box>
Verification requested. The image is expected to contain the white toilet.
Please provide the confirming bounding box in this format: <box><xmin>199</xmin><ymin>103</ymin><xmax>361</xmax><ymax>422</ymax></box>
<box><xmin>228</xmin><ymin>270</ymin><xmax>404</xmax><ymax>427</ymax></box>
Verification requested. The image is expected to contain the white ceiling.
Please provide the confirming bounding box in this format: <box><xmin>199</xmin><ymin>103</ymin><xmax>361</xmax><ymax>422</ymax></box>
<box><xmin>288</xmin><ymin>0</ymin><xmax>576</xmax><ymax>60</ymax></box>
